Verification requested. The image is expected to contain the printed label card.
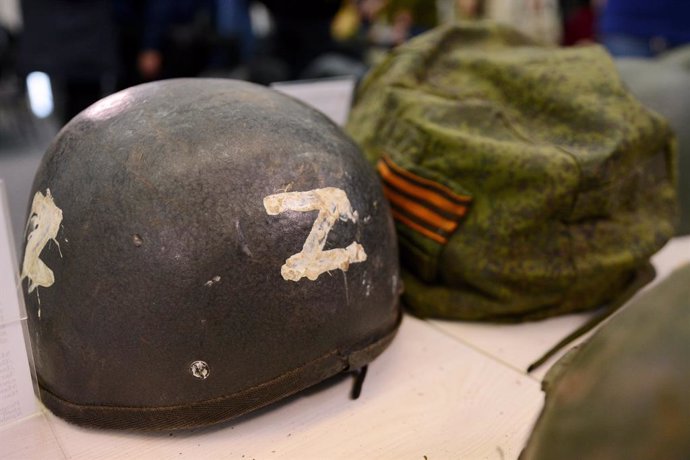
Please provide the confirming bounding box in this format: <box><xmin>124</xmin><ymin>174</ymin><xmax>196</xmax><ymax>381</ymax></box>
<box><xmin>0</xmin><ymin>181</ymin><xmax>39</xmax><ymax>427</ymax></box>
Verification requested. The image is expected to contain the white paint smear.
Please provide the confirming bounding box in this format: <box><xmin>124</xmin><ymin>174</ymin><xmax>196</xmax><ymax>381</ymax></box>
<box><xmin>21</xmin><ymin>189</ymin><xmax>63</xmax><ymax>293</ymax></box>
<box><xmin>264</xmin><ymin>187</ymin><xmax>367</xmax><ymax>281</ymax></box>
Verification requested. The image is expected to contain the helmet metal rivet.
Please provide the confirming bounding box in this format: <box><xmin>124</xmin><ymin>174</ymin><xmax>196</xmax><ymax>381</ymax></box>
<box><xmin>190</xmin><ymin>360</ymin><xmax>210</xmax><ymax>380</ymax></box>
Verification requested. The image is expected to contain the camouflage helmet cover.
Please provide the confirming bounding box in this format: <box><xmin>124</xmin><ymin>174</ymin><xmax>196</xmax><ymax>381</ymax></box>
<box><xmin>347</xmin><ymin>22</ymin><xmax>678</xmax><ymax>321</ymax></box>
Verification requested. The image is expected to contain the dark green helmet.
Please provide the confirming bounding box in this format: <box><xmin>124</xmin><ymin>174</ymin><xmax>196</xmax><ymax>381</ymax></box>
<box><xmin>20</xmin><ymin>79</ymin><xmax>401</xmax><ymax>430</ymax></box>
<box><xmin>522</xmin><ymin>263</ymin><xmax>690</xmax><ymax>459</ymax></box>
<box><xmin>347</xmin><ymin>22</ymin><xmax>678</xmax><ymax>321</ymax></box>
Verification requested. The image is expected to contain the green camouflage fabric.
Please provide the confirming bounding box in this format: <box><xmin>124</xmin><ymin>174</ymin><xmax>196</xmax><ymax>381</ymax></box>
<box><xmin>346</xmin><ymin>22</ymin><xmax>678</xmax><ymax>321</ymax></box>
<box><xmin>521</xmin><ymin>263</ymin><xmax>690</xmax><ymax>460</ymax></box>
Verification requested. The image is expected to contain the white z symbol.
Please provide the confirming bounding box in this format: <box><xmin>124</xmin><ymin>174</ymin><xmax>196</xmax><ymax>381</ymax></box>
<box><xmin>263</xmin><ymin>187</ymin><xmax>367</xmax><ymax>281</ymax></box>
<box><xmin>21</xmin><ymin>189</ymin><xmax>63</xmax><ymax>294</ymax></box>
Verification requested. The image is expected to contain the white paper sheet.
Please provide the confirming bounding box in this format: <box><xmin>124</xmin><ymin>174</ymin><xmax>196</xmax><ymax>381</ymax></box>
<box><xmin>0</xmin><ymin>180</ymin><xmax>39</xmax><ymax>427</ymax></box>
<box><xmin>271</xmin><ymin>76</ymin><xmax>356</xmax><ymax>126</ymax></box>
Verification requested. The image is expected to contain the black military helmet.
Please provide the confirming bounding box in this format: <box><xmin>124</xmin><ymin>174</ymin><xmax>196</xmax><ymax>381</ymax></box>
<box><xmin>20</xmin><ymin>79</ymin><xmax>401</xmax><ymax>430</ymax></box>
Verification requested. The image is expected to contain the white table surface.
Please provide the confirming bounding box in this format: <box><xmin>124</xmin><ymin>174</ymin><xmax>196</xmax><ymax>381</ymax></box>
<box><xmin>1</xmin><ymin>236</ymin><xmax>688</xmax><ymax>460</ymax></box>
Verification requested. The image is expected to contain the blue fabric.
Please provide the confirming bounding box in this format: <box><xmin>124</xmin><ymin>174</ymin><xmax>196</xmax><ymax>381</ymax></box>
<box><xmin>215</xmin><ymin>0</ymin><xmax>254</xmax><ymax>60</ymax></box>
<box><xmin>599</xmin><ymin>0</ymin><xmax>690</xmax><ymax>48</ymax></box>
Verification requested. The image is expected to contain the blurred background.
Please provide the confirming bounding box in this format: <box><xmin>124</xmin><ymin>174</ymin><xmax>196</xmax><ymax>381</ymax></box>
<box><xmin>1</xmin><ymin>0</ymin><xmax>689</xmax><ymax>252</ymax></box>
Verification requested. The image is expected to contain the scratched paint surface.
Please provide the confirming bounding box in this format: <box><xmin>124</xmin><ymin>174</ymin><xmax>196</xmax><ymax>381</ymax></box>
<box><xmin>264</xmin><ymin>187</ymin><xmax>367</xmax><ymax>281</ymax></box>
<box><xmin>20</xmin><ymin>189</ymin><xmax>63</xmax><ymax>293</ymax></box>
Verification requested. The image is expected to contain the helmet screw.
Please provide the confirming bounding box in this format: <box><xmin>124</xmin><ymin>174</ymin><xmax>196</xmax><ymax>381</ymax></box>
<box><xmin>190</xmin><ymin>360</ymin><xmax>210</xmax><ymax>380</ymax></box>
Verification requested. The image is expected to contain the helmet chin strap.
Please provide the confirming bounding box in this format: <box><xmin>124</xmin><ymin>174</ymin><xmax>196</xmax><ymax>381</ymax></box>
<box><xmin>528</xmin><ymin>263</ymin><xmax>656</xmax><ymax>372</ymax></box>
<box><xmin>350</xmin><ymin>365</ymin><xmax>369</xmax><ymax>400</ymax></box>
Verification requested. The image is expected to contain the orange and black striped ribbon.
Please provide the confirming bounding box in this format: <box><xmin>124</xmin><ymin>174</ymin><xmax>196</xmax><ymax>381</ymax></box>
<box><xmin>377</xmin><ymin>155</ymin><xmax>471</xmax><ymax>244</ymax></box>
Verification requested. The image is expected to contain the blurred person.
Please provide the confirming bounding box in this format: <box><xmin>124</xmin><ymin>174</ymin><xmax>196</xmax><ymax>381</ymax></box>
<box><xmin>257</xmin><ymin>0</ymin><xmax>342</xmax><ymax>80</ymax></box>
<box><xmin>455</xmin><ymin>0</ymin><xmax>562</xmax><ymax>45</ymax></box>
<box><xmin>598</xmin><ymin>0</ymin><xmax>690</xmax><ymax>58</ymax></box>
<box><xmin>560</xmin><ymin>0</ymin><xmax>596</xmax><ymax>46</ymax></box>
<box><xmin>456</xmin><ymin>0</ymin><xmax>484</xmax><ymax>19</ymax></box>
<box><xmin>215</xmin><ymin>0</ymin><xmax>254</xmax><ymax>65</ymax></box>
<box><xmin>0</xmin><ymin>22</ymin><xmax>16</xmax><ymax>82</ymax></box>
<box><xmin>0</xmin><ymin>0</ymin><xmax>21</xmax><ymax>40</ymax></box>
<box><xmin>331</xmin><ymin>0</ymin><xmax>362</xmax><ymax>41</ymax></box>
<box><xmin>18</xmin><ymin>0</ymin><xmax>118</xmax><ymax>124</ymax></box>
<box><xmin>360</xmin><ymin>0</ymin><xmax>438</xmax><ymax>47</ymax></box>
<box><xmin>115</xmin><ymin>0</ymin><xmax>216</xmax><ymax>89</ymax></box>
<box><xmin>381</xmin><ymin>0</ymin><xmax>438</xmax><ymax>45</ymax></box>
